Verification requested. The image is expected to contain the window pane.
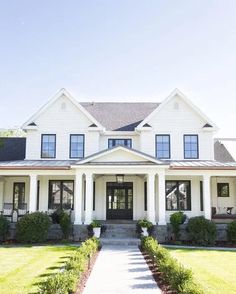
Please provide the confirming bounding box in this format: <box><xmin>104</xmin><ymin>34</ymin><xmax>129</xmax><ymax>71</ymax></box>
<box><xmin>156</xmin><ymin>135</ymin><xmax>170</xmax><ymax>159</ymax></box>
<box><xmin>41</xmin><ymin>135</ymin><xmax>56</xmax><ymax>158</ymax></box>
<box><xmin>49</xmin><ymin>181</ymin><xmax>74</xmax><ymax>210</ymax></box>
<box><xmin>70</xmin><ymin>135</ymin><xmax>84</xmax><ymax>158</ymax></box>
<box><xmin>166</xmin><ymin>181</ymin><xmax>178</xmax><ymax>210</ymax></box>
<box><xmin>166</xmin><ymin>181</ymin><xmax>191</xmax><ymax>211</ymax></box>
<box><xmin>184</xmin><ymin>135</ymin><xmax>198</xmax><ymax>159</ymax></box>
<box><xmin>62</xmin><ymin>182</ymin><xmax>74</xmax><ymax>209</ymax></box>
<box><xmin>13</xmin><ymin>183</ymin><xmax>25</xmax><ymax>210</ymax></box>
<box><xmin>108</xmin><ymin>139</ymin><xmax>132</xmax><ymax>148</ymax></box>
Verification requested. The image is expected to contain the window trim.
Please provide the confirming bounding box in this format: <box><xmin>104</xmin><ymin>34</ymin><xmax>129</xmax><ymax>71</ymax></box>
<box><xmin>165</xmin><ymin>180</ymin><xmax>191</xmax><ymax>211</ymax></box>
<box><xmin>217</xmin><ymin>182</ymin><xmax>230</xmax><ymax>197</ymax></box>
<box><xmin>69</xmin><ymin>134</ymin><xmax>85</xmax><ymax>159</ymax></box>
<box><xmin>183</xmin><ymin>134</ymin><xmax>199</xmax><ymax>159</ymax></box>
<box><xmin>41</xmin><ymin>134</ymin><xmax>56</xmax><ymax>159</ymax></box>
<box><xmin>108</xmin><ymin>138</ymin><xmax>132</xmax><ymax>148</ymax></box>
<box><xmin>155</xmin><ymin>134</ymin><xmax>171</xmax><ymax>159</ymax></box>
<box><xmin>48</xmin><ymin>180</ymin><xmax>74</xmax><ymax>210</ymax></box>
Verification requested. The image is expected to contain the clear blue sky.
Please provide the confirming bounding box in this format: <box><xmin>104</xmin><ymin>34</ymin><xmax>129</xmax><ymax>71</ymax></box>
<box><xmin>0</xmin><ymin>0</ymin><xmax>236</xmax><ymax>137</ymax></box>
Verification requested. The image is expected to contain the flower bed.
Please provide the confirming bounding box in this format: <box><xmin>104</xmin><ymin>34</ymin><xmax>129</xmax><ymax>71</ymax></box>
<box><xmin>141</xmin><ymin>237</ymin><xmax>203</xmax><ymax>294</ymax></box>
<box><xmin>39</xmin><ymin>237</ymin><xmax>100</xmax><ymax>294</ymax></box>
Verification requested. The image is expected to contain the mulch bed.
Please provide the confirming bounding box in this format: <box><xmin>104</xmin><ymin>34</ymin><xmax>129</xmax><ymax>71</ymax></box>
<box><xmin>75</xmin><ymin>248</ymin><xmax>100</xmax><ymax>294</ymax></box>
<box><xmin>140</xmin><ymin>248</ymin><xmax>176</xmax><ymax>294</ymax></box>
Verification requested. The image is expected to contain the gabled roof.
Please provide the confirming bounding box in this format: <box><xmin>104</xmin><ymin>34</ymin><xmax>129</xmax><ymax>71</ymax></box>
<box><xmin>0</xmin><ymin>138</ymin><xmax>26</xmax><ymax>161</ymax></box>
<box><xmin>22</xmin><ymin>89</ymin><xmax>103</xmax><ymax>130</ymax></box>
<box><xmin>74</xmin><ymin>145</ymin><xmax>166</xmax><ymax>165</ymax></box>
<box><xmin>214</xmin><ymin>140</ymin><xmax>235</xmax><ymax>162</ymax></box>
<box><xmin>81</xmin><ymin>102</ymin><xmax>159</xmax><ymax>131</ymax></box>
<box><xmin>136</xmin><ymin>89</ymin><xmax>218</xmax><ymax>131</ymax></box>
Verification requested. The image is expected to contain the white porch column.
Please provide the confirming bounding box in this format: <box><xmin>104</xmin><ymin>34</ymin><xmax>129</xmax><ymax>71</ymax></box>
<box><xmin>84</xmin><ymin>172</ymin><xmax>93</xmax><ymax>225</ymax></box>
<box><xmin>158</xmin><ymin>170</ymin><xmax>166</xmax><ymax>225</ymax></box>
<box><xmin>203</xmin><ymin>174</ymin><xmax>211</xmax><ymax>220</ymax></box>
<box><xmin>0</xmin><ymin>178</ymin><xmax>4</xmax><ymax>211</ymax></box>
<box><xmin>147</xmin><ymin>172</ymin><xmax>156</xmax><ymax>224</ymax></box>
<box><xmin>29</xmin><ymin>174</ymin><xmax>37</xmax><ymax>212</ymax></box>
<box><xmin>74</xmin><ymin>171</ymin><xmax>83</xmax><ymax>224</ymax></box>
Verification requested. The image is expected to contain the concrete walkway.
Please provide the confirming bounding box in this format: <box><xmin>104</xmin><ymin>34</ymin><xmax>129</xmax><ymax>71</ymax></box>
<box><xmin>83</xmin><ymin>245</ymin><xmax>162</xmax><ymax>294</ymax></box>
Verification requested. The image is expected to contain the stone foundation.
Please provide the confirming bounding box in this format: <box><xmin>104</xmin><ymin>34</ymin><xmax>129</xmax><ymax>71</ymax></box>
<box><xmin>5</xmin><ymin>222</ymin><xmax>230</xmax><ymax>243</ymax></box>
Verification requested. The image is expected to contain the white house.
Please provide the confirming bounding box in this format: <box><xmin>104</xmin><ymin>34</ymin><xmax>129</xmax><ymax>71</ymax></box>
<box><xmin>0</xmin><ymin>88</ymin><xmax>236</xmax><ymax>228</ymax></box>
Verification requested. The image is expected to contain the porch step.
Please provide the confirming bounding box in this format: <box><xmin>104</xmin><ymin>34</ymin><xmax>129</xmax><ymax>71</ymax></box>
<box><xmin>103</xmin><ymin>223</ymin><xmax>137</xmax><ymax>239</ymax></box>
<box><xmin>100</xmin><ymin>237</ymin><xmax>141</xmax><ymax>246</ymax></box>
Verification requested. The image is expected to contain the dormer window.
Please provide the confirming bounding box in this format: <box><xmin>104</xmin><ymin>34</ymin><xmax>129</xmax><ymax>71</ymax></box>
<box><xmin>41</xmin><ymin>134</ymin><xmax>56</xmax><ymax>158</ymax></box>
<box><xmin>108</xmin><ymin>139</ymin><xmax>132</xmax><ymax>148</ymax></box>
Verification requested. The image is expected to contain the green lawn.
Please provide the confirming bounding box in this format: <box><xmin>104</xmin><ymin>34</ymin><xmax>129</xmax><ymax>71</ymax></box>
<box><xmin>168</xmin><ymin>248</ymin><xmax>236</xmax><ymax>294</ymax></box>
<box><xmin>0</xmin><ymin>245</ymin><xmax>77</xmax><ymax>294</ymax></box>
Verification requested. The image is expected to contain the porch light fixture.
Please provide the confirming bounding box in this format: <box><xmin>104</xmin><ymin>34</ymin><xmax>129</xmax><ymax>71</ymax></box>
<box><xmin>116</xmin><ymin>174</ymin><xmax>124</xmax><ymax>184</ymax></box>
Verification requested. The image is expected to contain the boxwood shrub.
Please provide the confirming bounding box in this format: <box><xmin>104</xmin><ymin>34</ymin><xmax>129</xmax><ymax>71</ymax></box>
<box><xmin>39</xmin><ymin>237</ymin><xmax>100</xmax><ymax>294</ymax></box>
<box><xmin>16</xmin><ymin>212</ymin><xmax>51</xmax><ymax>243</ymax></box>
<box><xmin>227</xmin><ymin>220</ymin><xmax>236</xmax><ymax>243</ymax></box>
<box><xmin>186</xmin><ymin>216</ymin><xmax>216</xmax><ymax>246</ymax></box>
<box><xmin>0</xmin><ymin>215</ymin><xmax>10</xmax><ymax>241</ymax></box>
<box><xmin>170</xmin><ymin>211</ymin><xmax>186</xmax><ymax>240</ymax></box>
<box><xmin>141</xmin><ymin>237</ymin><xmax>203</xmax><ymax>294</ymax></box>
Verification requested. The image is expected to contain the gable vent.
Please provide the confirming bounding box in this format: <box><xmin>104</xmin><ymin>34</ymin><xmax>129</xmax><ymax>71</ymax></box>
<box><xmin>61</xmin><ymin>102</ymin><xmax>66</xmax><ymax>110</ymax></box>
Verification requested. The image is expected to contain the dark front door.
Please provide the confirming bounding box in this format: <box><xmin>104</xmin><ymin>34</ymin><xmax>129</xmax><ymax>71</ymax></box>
<box><xmin>106</xmin><ymin>182</ymin><xmax>133</xmax><ymax>219</ymax></box>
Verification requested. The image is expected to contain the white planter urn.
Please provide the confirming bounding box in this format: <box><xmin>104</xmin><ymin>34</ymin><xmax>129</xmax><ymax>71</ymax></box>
<box><xmin>141</xmin><ymin>227</ymin><xmax>149</xmax><ymax>237</ymax></box>
<box><xmin>93</xmin><ymin>227</ymin><xmax>101</xmax><ymax>238</ymax></box>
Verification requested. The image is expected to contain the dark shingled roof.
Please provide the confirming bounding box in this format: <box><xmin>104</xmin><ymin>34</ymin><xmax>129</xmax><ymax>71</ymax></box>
<box><xmin>214</xmin><ymin>140</ymin><xmax>235</xmax><ymax>162</ymax></box>
<box><xmin>80</xmin><ymin>102</ymin><xmax>160</xmax><ymax>131</ymax></box>
<box><xmin>0</xmin><ymin>138</ymin><xmax>26</xmax><ymax>161</ymax></box>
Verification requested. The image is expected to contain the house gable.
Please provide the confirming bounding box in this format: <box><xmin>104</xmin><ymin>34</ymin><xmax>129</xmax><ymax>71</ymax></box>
<box><xmin>22</xmin><ymin>89</ymin><xmax>103</xmax><ymax>130</ymax></box>
<box><xmin>136</xmin><ymin>89</ymin><xmax>218</xmax><ymax>131</ymax></box>
<box><xmin>76</xmin><ymin>146</ymin><xmax>164</xmax><ymax>165</ymax></box>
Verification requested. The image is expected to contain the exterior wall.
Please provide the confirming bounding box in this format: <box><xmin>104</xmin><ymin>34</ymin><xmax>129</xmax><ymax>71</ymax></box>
<box><xmin>92</xmin><ymin>175</ymin><xmax>146</xmax><ymax>221</ymax></box>
<box><xmin>3</xmin><ymin>177</ymin><xmax>30</xmax><ymax>205</ymax></box>
<box><xmin>140</xmin><ymin>95</ymin><xmax>214</xmax><ymax>160</ymax></box>
<box><xmin>25</xmin><ymin>93</ymin><xmax>215</xmax><ymax>161</ymax></box>
<box><xmin>163</xmin><ymin>175</ymin><xmax>204</xmax><ymax>223</ymax></box>
<box><xmin>211</xmin><ymin>177</ymin><xmax>236</xmax><ymax>208</ymax></box>
<box><xmin>25</xmin><ymin>95</ymin><xmax>99</xmax><ymax>160</ymax></box>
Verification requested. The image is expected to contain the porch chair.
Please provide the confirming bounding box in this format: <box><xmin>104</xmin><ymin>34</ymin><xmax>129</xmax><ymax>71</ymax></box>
<box><xmin>0</xmin><ymin>203</ymin><xmax>14</xmax><ymax>222</ymax></box>
<box><xmin>17</xmin><ymin>203</ymin><xmax>28</xmax><ymax>221</ymax></box>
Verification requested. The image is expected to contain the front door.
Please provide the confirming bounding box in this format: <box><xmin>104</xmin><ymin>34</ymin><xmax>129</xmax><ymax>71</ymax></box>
<box><xmin>106</xmin><ymin>182</ymin><xmax>133</xmax><ymax>219</ymax></box>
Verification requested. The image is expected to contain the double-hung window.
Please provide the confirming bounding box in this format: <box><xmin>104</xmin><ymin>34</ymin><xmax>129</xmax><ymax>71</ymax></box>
<box><xmin>156</xmin><ymin>135</ymin><xmax>170</xmax><ymax>159</ymax></box>
<box><xmin>70</xmin><ymin>134</ymin><xmax>85</xmax><ymax>158</ymax></box>
<box><xmin>108</xmin><ymin>139</ymin><xmax>132</xmax><ymax>148</ymax></box>
<box><xmin>184</xmin><ymin>135</ymin><xmax>199</xmax><ymax>159</ymax></box>
<box><xmin>41</xmin><ymin>134</ymin><xmax>56</xmax><ymax>158</ymax></box>
<box><xmin>166</xmin><ymin>180</ymin><xmax>191</xmax><ymax>210</ymax></box>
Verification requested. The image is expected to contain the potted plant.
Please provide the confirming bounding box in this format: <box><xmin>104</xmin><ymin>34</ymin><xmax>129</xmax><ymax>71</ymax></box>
<box><xmin>88</xmin><ymin>220</ymin><xmax>102</xmax><ymax>238</ymax></box>
<box><xmin>136</xmin><ymin>219</ymin><xmax>153</xmax><ymax>237</ymax></box>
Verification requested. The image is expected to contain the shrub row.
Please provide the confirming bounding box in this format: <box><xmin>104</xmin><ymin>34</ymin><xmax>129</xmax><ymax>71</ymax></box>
<box><xmin>141</xmin><ymin>237</ymin><xmax>204</xmax><ymax>294</ymax></box>
<box><xmin>39</xmin><ymin>237</ymin><xmax>100</xmax><ymax>294</ymax></box>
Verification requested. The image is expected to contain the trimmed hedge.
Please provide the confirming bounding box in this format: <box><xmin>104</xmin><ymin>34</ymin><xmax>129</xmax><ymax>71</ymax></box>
<box><xmin>0</xmin><ymin>215</ymin><xmax>10</xmax><ymax>241</ymax></box>
<box><xmin>170</xmin><ymin>211</ymin><xmax>186</xmax><ymax>240</ymax></box>
<box><xmin>39</xmin><ymin>237</ymin><xmax>100</xmax><ymax>294</ymax></box>
<box><xmin>187</xmin><ymin>216</ymin><xmax>216</xmax><ymax>246</ymax></box>
<box><xmin>16</xmin><ymin>212</ymin><xmax>51</xmax><ymax>243</ymax></box>
<box><xmin>227</xmin><ymin>220</ymin><xmax>236</xmax><ymax>243</ymax></box>
<box><xmin>141</xmin><ymin>237</ymin><xmax>203</xmax><ymax>294</ymax></box>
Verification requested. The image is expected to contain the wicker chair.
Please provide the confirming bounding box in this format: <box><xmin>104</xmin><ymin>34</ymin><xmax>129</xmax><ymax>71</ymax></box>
<box><xmin>0</xmin><ymin>203</ymin><xmax>14</xmax><ymax>222</ymax></box>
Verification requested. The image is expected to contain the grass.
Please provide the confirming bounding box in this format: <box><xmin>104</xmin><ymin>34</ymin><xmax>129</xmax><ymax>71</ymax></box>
<box><xmin>0</xmin><ymin>245</ymin><xmax>78</xmax><ymax>294</ymax></box>
<box><xmin>168</xmin><ymin>248</ymin><xmax>236</xmax><ymax>294</ymax></box>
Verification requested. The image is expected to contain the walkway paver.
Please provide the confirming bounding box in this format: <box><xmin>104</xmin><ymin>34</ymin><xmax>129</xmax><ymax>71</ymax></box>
<box><xmin>83</xmin><ymin>245</ymin><xmax>162</xmax><ymax>294</ymax></box>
